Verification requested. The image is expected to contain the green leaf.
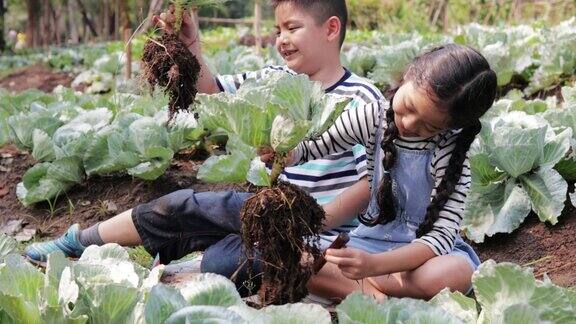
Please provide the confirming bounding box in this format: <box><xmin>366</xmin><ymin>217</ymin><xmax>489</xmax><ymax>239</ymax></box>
<box><xmin>46</xmin><ymin>157</ymin><xmax>84</xmax><ymax>183</ymax></box>
<box><xmin>462</xmin><ymin>180</ymin><xmax>532</xmax><ymax>243</ymax></box>
<box><xmin>7</xmin><ymin>113</ymin><xmax>62</xmax><ymax>149</ymax></box>
<box><xmin>77</xmin><ymin>283</ymin><xmax>140</xmax><ymax>324</ymax></box>
<box><xmin>307</xmin><ymin>95</ymin><xmax>350</xmax><ymax>139</ymax></box>
<box><xmin>228</xmin><ymin>305</ymin><xmax>270</xmax><ymax>324</ymax></box>
<box><xmin>83</xmin><ymin>130</ymin><xmax>140</xmax><ymax>176</ymax></box>
<box><xmin>32</xmin><ymin>129</ymin><xmax>56</xmax><ymax>162</ymax></box>
<box><xmin>127</xmin><ymin>146</ymin><xmax>174</xmax><ymax>181</ymax></box>
<box><xmin>247</xmin><ymin>157</ymin><xmax>271</xmax><ymax>187</ymax></box>
<box><xmin>473</xmin><ymin>261</ymin><xmax>576</xmax><ymax>323</ymax></box>
<box><xmin>337</xmin><ymin>292</ymin><xmax>462</xmax><ymax>324</ymax></box>
<box><xmin>145</xmin><ymin>284</ymin><xmax>187</xmax><ymax>324</ymax></box>
<box><xmin>262</xmin><ymin>303</ymin><xmax>332</xmax><ymax>324</ymax></box>
<box><xmin>518</xmin><ymin>168</ymin><xmax>567</xmax><ymax>225</ymax></box>
<box><xmin>556</xmin><ymin>156</ymin><xmax>576</xmax><ymax>181</ymax></box>
<box><xmin>539</xmin><ymin>128</ymin><xmax>572</xmax><ymax>170</ymax></box>
<box><xmin>0</xmin><ymin>255</ymin><xmax>45</xmax><ymax>324</ymax></box>
<box><xmin>0</xmin><ymin>235</ymin><xmax>18</xmax><ymax>263</ymax></box>
<box><xmin>270</xmin><ymin>115</ymin><xmax>310</xmax><ymax>154</ymax></box>
<box><xmin>178</xmin><ymin>273</ymin><xmax>243</xmax><ymax>307</ymax></box>
<box><xmin>15</xmin><ymin>159</ymin><xmax>80</xmax><ymax>206</ymax></box>
<box><xmin>165</xmin><ymin>305</ymin><xmax>246</xmax><ymax>324</ymax></box>
<box><xmin>44</xmin><ymin>251</ymin><xmax>71</xmax><ymax>306</ymax></box>
<box><xmin>481</xmin><ymin>113</ymin><xmax>549</xmax><ymax>178</ymax></box>
<box><xmin>127</xmin><ymin>117</ymin><xmax>170</xmax><ymax>156</ymax></box>
<box><xmin>197</xmin><ymin>134</ymin><xmax>255</xmax><ymax>183</ymax></box>
<box><xmin>429</xmin><ymin>288</ymin><xmax>478</xmax><ymax>324</ymax></box>
<box><xmin>469</xmin><ymin>153</ymin><xmax>507</xmax><ymax>186</ymax></box>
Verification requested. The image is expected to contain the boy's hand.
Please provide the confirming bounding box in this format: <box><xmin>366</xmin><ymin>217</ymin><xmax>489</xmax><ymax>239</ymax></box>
<box><xmin>153</xmin><ymin>5</ymin><xmax>199</xmax><ymax>50</ymax></box>
<box><xmin>325</xmin><ymin>247</ymin><xmax>379</xmax><ymax>280</ymax></box>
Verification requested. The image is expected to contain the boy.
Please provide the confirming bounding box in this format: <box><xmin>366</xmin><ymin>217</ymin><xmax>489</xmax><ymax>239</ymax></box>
<box><xmin>26</xmin><ymin>0</ymin><xmax>383</xmax><ymax>293</ymax></box>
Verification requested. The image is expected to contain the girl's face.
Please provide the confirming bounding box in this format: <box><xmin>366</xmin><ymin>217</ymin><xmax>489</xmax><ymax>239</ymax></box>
<box><xmin>392</xmin><ymin>81</ymin><xmax>451</xmax><ymax>138</ymax></box>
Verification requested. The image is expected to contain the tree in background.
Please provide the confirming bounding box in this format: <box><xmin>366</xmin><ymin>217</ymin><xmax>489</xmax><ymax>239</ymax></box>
<box><xmin>0</xmin><ymin>0</ymin><xmax>5</xmax><ymax>50</ymax></box>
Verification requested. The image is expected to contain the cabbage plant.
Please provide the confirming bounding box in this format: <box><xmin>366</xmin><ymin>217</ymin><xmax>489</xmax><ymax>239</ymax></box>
<box><xmin>7</xmin><ymin>91</ymin><xmax>203</xmax><ymax>206</ymax></box>
<box><xmin>462</xmin><ymin>111</ymin><xmax>572</xmax><ymax>243</ymax></box>
<box><xmin>195</xmin><ymin>72</ymin><xmax>349</xmax><ymax>186</ymax></box>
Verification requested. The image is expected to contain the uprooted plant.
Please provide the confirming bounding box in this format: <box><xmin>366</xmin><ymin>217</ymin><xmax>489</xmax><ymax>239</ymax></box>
<box><xmin>195</xmin><ymin>72</ymin><xmax>349</xmax><ymax>305</ymax></box>
<box><xmin>141</xmin><ymin>0</ymin><xmax>225</xmax><ymax>119</ymax></box>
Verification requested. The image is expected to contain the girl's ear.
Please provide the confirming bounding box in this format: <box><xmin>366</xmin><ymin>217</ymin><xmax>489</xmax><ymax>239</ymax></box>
<box><xmin>325</xmin><ymin>16</ymin><xmax>341</xmax><ymax>43</ymax></box>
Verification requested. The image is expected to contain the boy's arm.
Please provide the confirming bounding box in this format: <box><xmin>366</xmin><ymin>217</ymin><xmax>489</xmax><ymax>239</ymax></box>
<box><xmin>322</xmin><ymin>177</ymin><xmax>370</xmax><ymax>230</ymax></box>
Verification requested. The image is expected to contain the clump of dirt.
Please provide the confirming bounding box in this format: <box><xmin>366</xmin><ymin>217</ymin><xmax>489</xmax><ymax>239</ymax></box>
<box><xmin>141</xmin><ymin>33</ymin><xmax>200</xmax><ymax>119</ymax></box>
<box><xmin>240</xmin><ymin>182</ymin><xmax>325</xmax><ymax>306</ymax></box>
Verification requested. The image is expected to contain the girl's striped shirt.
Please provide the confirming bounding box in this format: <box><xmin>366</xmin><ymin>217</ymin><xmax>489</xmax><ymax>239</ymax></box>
<box><xmin>292</xmin><ymin>100</ymin><xmax>472</xmax><ymax>256</ymax></box>
<box><xmin>216</xmin><ymin>66</ymin><xmax>383</xmax><ymax>233</ymax></box>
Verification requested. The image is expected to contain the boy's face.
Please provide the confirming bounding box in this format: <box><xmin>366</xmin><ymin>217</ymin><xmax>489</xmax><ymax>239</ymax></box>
<box><xmin>274</xmin><ymin>3</ymin><xmax>333</xmax><ymax>75</ymax></box>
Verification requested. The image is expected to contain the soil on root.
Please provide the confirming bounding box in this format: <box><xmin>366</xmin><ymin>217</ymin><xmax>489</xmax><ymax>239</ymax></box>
<box><xmin>0</xmin><ymin>145</ymin><xmax>247</xmax><ymax>239</ymax></box>
<box><xmin>0</xmin><ymin>65</ymin><xmax>74</xmax><ymax>92</ymax></box>
<box><xmin>471</xmin><ymin>202</ymin><xmax>576</xmax><ymax>287</ymax></box>
<box><xmin>141</xmin><ymin>34</ymin><xmax>200</xmax><ymax>119</ymax></box>
<box><xmin>240</xmin><ymin>182</ymin><xmax>325</xmax><ymax>306</ymax></box>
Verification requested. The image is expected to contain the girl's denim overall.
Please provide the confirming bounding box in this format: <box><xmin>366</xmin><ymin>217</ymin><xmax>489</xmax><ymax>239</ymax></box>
<box><xmin>320</xmin><ymin>109</ymin><xmax>480</xmax><ymax>272</ymax></box>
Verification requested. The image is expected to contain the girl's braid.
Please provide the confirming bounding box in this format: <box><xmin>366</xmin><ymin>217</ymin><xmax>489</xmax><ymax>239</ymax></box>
<box><xmin>359</xmin><ymin>99</ymin><xmax>400</xmax><ymax>226</ymax></box>
<box><xmin>416</xmin><ymin>120</ymin><xmax>481</xmax><ymax>237</ymax></box>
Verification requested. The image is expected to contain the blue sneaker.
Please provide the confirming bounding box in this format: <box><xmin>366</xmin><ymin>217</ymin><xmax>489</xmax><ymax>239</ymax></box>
<box><xmin>25</xmin><ymin>224</ymin><xmax>86</xmax><ymax>265</ymax></box>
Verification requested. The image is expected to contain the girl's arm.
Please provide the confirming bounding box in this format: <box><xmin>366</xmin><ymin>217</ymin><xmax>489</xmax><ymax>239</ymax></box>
<box><xmin>290</xmin><ymin>100</ymin><xmax>386</xmax><ymax>165</ymax></box>
<box><xmin>325</xmin><ymin>242</ymin><xmax>436</xmax><ymax>279</ymax></box>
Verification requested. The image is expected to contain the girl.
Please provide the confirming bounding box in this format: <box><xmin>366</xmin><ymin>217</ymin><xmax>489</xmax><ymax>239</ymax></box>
<box><xmin>265</xmin><ymin>43</ymin><xmax>497</xmax><ymax>300</ymax></box>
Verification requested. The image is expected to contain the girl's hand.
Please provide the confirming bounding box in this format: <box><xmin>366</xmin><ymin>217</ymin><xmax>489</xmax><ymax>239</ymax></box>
<box><xmin>257</xmin><ymin>147</ymin><xmax>296</xmax><ymax>166</ymax></box>
<box><xmin>325</xmin><ymin>247</ymin><xmax>379</xmax><ymax>280</ymax></box>
<box><xmin>153</xmin><ymin>5</ymin><xmax>199</xmax><ymax>49</ymax></box>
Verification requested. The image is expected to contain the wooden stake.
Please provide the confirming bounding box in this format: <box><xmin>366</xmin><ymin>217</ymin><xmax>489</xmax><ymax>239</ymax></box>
<box><xmin>254</xmin><ymin>1</ymin><xmax>262</xmax><ymax>55</ymax></box>
<box><xmin>124</xmin><ymin>28</ymin><xmax>132</xmax><ymax>79</ymax></box>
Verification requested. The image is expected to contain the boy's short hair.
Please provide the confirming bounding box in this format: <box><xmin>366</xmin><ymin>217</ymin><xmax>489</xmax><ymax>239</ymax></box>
<box><xmin>270</xmin><ymin>0</ymin><xmax>348</xmax><ymax>46</ymax></box>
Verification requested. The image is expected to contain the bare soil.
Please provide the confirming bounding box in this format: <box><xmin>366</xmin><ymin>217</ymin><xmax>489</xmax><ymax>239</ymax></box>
<box><xmin>0</xmin><ymin>65</ymin><xmax>74</xmax><ymax>92</ymax></box>
<box><xmin>471</xmin><ymin>203</ymin><xmax>576</xmax><ymax>287</ymax></box>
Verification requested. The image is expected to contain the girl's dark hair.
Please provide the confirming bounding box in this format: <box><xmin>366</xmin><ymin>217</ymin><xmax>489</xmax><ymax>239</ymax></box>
<box><xmin>360</xmin><ymin>44</ymin><xmax>497</xmax><ymax>238</ymax></box>
<box><xmin>269</xmin><ymin>0</ymin><xmax>348</xmax><ymax>47</ymax></box>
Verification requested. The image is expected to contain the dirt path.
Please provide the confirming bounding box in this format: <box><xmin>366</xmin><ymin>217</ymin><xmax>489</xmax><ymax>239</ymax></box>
<box><xmin>0</xmin><ymin>65</ymin><xmax>74</xmax><ymax>92</ymax></box>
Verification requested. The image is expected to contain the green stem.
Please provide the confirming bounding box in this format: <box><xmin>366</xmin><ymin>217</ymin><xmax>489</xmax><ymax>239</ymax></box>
<box><xmin>270</xmin><ymin>153</ymin><xmax>286</xmax><ymax>185</ymax></box>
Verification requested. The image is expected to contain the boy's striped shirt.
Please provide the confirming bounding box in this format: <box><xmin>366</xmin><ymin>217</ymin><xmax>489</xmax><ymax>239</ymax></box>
<box><xmin>293</xmin><ymin>100</ymin><xmax>472</xmax><ymax>256</ymax></box>
<box><xmin>216</xmin><ymin>66</ymin><xmax>383</xmax><ymax>232</ymax></box>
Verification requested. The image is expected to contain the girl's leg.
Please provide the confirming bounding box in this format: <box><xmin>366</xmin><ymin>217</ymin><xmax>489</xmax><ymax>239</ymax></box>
<box><xmin>369</xmin><ymin>255</ymin><xmax>474</xmax><ymax>299</ymax></box>
<box><xmin>307</xmin><ymin>262</ymin><xmax>387</xmax><ymax>302</ymax></box>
